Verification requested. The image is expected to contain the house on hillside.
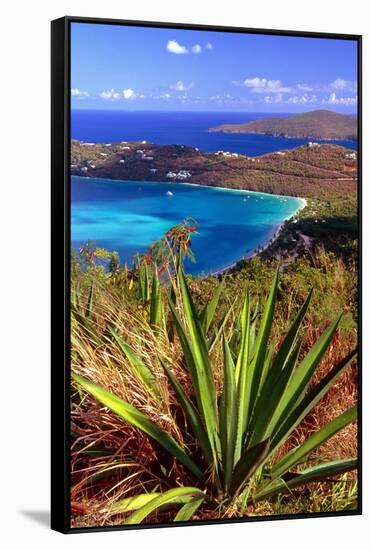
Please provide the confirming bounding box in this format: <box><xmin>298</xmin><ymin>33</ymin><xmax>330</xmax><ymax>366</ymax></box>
<box><xmin>166</xmin><ymin>170</ymin><xmax>192</xmax><ymax>180</ymax></box>
<box><xmin>345</xmin><ymin>152</ymin><xmax>356</xmax><ymax>160</ymax></box>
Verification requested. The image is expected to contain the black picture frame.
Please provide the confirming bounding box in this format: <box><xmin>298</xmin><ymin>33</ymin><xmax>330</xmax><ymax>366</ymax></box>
<box><xmin>51</xmin><ymin>15</ymin><xmax>362</xmax><ymax>534</ymax></box>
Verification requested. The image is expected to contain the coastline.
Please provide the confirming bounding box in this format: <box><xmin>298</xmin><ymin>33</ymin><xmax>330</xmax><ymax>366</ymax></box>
<box><xmin>72</xmin><ymin>174</ymin><xmax>307</xmax><ymax>277</ymax></box>
<box><xmin>73</xmin><ymin>174</ymin><xmax>308</xmax><ymax>202</ymax></box>
<box><xmin>207</xmin><ymin>130</ymin><xmax>357</xmax><ymax>143</ymax></box>
<box><xmin>211</xmin><ymin>197</ymin><xmax>307</xmax><ymax>276</ymax></box>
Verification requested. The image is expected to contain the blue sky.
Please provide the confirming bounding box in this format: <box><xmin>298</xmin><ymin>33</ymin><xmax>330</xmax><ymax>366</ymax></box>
<box><xmin>71</xmin><ymin>22</ymin><xmax>358</xmax><ymax>113</ymax></box>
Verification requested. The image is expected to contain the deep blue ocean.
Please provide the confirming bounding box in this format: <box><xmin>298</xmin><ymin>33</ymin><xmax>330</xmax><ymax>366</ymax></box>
<box><xmin>72</xmin><ymin>176</ymin><xmax>304</xmax><ymax>275</ymax></box>
<box><xmin>71</xmin><ymin>110</ymin><xmax>357</xmax><ymax>157</ymax></box>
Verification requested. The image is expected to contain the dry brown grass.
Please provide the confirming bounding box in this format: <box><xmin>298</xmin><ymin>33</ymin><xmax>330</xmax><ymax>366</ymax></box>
<box><xmin>70</xmin><ymin>271</ymin><xmax>358</xmax><ymax>528</ymax></box>
<box><xmin>274</xmin><ymin>323</ymin><xmax>357</xmax><ymax>466</ymax></box>
<box><xmin>71</xmin><ymin>280</ymin><xmax>200</xmax><ymax>527</ymax></box>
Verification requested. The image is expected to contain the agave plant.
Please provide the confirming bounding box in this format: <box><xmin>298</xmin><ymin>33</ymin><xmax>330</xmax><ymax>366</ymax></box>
<box><xmin>73</xmin><ymin>267</ymin><xmax>357</xmax><ymax>524</ymax></box>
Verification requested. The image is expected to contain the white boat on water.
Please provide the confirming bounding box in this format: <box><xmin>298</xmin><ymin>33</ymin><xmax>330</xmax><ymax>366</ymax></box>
<box><xmin>166</xmin><ymin>190</ymin><xmax>174</xmax><ymax>197</ymax></box>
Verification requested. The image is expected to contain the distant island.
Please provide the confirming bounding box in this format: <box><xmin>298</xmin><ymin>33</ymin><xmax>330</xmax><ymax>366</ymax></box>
<box><xmin>71</xmin><ymin>139</ymin><xmax>357</xmax><ymax>199</ymax></box>
<box><xmin>208</xmin><ymin>110</ymin><xmax>357</xmax><ymax>141</ymax></box>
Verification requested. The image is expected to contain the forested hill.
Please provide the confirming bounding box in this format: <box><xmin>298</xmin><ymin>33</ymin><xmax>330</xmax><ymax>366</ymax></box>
<box><xmin>209</xmin><ymin>110</ymin><xmax>357</xmax><ymax>140</ymax></box>
<box><xmin>71</xmin><ymin>140</ymin><xmax>357</xmax><ymax>199</ymax></box>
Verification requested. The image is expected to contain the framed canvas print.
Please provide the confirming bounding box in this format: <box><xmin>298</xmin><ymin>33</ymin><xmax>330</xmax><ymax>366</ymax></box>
<box><xmin>51</xmin><ymin>16</ymin><xmax>362</xmax><ymax>533</ymax></box>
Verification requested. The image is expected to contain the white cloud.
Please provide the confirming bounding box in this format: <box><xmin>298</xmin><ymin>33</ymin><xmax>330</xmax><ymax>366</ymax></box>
<box><xmin>287</xmin><ymin>94</ymin><xmax>318</xmax><ymax>105</ymax></box>
<box><xmin>331</xmin><ymin>78</ymin><xmax>347</xmax><ymax>90</ymax></box>
<box><xmin>328</xmin><ymin>92</ymin><xmax>340</xmax><ymax>104</ymax></box>
<box><xmin>177</xmin><ymin>93</ymin><xmax>202</xmax><ymax>104</ymax></box>
<box><xmin>243</xmin><ymin>77</ymin><xmax>267</xmax><ymax>88</ymax></box>
<box><xmin>150</xmin><ymin>92</ymin><xmax>172</xmax><ymax>100</ymax></box>
<box><xmin>99</xmin><ymin>88</ymin><xmax>143</xmax><ymax>101</ymax></box>
<box><xmin>208</xmin><ymin>93</ymin><xmax>250</xmax><ymax>105</ymax></box>
<box><xmin>297</xmin><ymin>83</ymin><xmax>315</xmax><ymax>92</ymax></box>
<box><xmin>166</xmin><ymin>40</ymin><xmax>208</xmax><ymax>55</ymax></box>
<box><xmin>330</xmin><ymin>78</ymin><xmax>357</xmax><ymax>92</ymax></box>
<box><xmin>71</xmin><ymin>88</ymin><xmax>89</xmax><ymax>97</ymax></box>
<box><xmin>324</xmin><ymin>92</ymin><xmax>357</xmax><ymax>105</ymax></box>
<box><xmin>264</xmin><ymin>93</ymin><xmax>283</xmax><ymax>104</ymax></box>
<box><xmin>234</xmin><ymin>78</ymin><xmax>358</xmax><ymax>97</ymax></box>
<box><xmin>170</xmin><ymin>80</ymin><xmax>194</xmax><ymax>92</ymax></box>
<box><xmin>122</xmin><ymin>88</ymin><xmax>136</xmax><ymax>100</ymax></box>
<box><xmin>166</xmin><ymin>40</ymin><xmax>188</xmax><ymax>54</ymax></box>
<box><xmin>100</xmin><ymin>89</ymin><xmax>120</xmax><ymax>100</ymax></box>
<box><xmin>238</xmin><ymin>77</ymin><xmax>291</xmax><ymax>93</ymax></box>
<box><xmin>191</xmin><ymin>44</ymin><xmax>202</xmax><ymax>54</ymax></box>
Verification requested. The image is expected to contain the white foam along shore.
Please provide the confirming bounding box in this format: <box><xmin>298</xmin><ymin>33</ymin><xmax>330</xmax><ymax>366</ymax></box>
<box><xmin>211</xmin><ymin>196</ymin><xmax>307</xmax><ymax>276</ymax></box>
<box><xmin>169</xmin><ymin>178</ymin><xmax>307</xmax><ymax>203</ymax></box>
<box><xmin>74</xmin><ymin>174</ymin><xmax>306</xmax><ymax>204</ymax></box>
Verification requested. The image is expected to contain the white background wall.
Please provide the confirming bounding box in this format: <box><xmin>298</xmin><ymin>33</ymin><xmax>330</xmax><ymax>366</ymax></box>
<box><xmin>1</xmin><ymin>0</ymin><xmax>369</xmax><ymax>547</ymax></box>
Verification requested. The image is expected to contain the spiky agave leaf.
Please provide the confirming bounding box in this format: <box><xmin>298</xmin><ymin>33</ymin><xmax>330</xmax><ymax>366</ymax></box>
<box><xmin>246</xmin><ymin>289</ymin><xmax>315</xmax><ymax>447</ymax></box>
<box><xmin>106</xmin><ymin>492</ymin><xmax>193</xmax><ymax>515</ymax></box>
<box><xmin>249</xmin><ymin>459</ymin><xmax>357</xmax><ymax>505</ymax></box>
<box><xmin>124</xmin><ymin>487</ymin><xmax>205</xmax><ymax>525</ymax></box>
<box><xmin>267</xmin><ymin>349</ymin><xmax>357</xmax><ymax>459</ymax></box>
<box><xmin>270</xmin><ymin>405</ymin><xmax>357</xmax><ymax>482</ymax></box>
<box><xmin>234</xmin><ymin>292</ymin><xmax>251</xmax><ymax>464</ymax></box>
<box><xmin>243</xmin><ymin>268</ymin><xmax>279</xmax><ymax>426</ymax></box>
<box><xmin>230</xmin><ymin>439</ymin><xmax>270</xmax><ymax>499</ymax></box>
<box><xmin>169</xmin><ymin>269</ymin><xmax>220</xmax><ymax>470</ymax></box>
<box><xmin>73</xmin><ymin>374</ymin><xmax>203</xmax><ymax>480</ymax></box>
<box><xmin>174</xmin><ymin>496</ymin><xmax>204</xmax><ymax>522</ymax></box>
<box><xmin>234</xmin><ymin>269</ymin><xmax>278</xmax><ymax>464</ymax></box>
<box><xmin>109</xmin><ymin>328</ymin><xmax>161</xmax><ymax>402</ymax></box>
<box><xmin>248</xmin><ymin>344</ymin><xmax>301</xmax><ymax>448</ymax></box>
<box><xmin>137</xmin><ymin>254</ymin><xmax>150</xmax><ymax>302</ymax></box>
<box><xmin>149</xmin><ymin>266</ymin><xmax>163</xmax><ymax>328</ymax></box>
<box><xmin>160</xmin><ymin>357</ymin><xmax>214</xmax><ymax>467</ymax></box>
<box><xmin>265</xmin><ymin>315</ymin><xmax>342</xmax><ymax>439</ymax></box>
<box><xmin>219</xmin><ymin>337</ymin><xmax>238</xmax><ymax>492</ymax></box>
<box><xmin>208</xmin><ymin>296</ymin><xmax>237</xmax><ymax>353</ymax></box>
<box><xmin>199</xmin><ymin>278</ymin><xmax>224</xmax><ymax>335</ymax></box>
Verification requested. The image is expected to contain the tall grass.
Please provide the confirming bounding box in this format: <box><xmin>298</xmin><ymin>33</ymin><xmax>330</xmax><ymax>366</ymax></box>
<box><xmin>71</xmin><ymin>242</ymin><xmax>358</xmax><ymax>527</ymax></box>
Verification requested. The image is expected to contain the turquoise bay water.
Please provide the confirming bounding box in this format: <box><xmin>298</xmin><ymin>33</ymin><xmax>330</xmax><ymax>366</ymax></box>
<box><xmin>71</xmin><ymin>176</ymin><xmax>304</xmax><ymax>275</ymax></box>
